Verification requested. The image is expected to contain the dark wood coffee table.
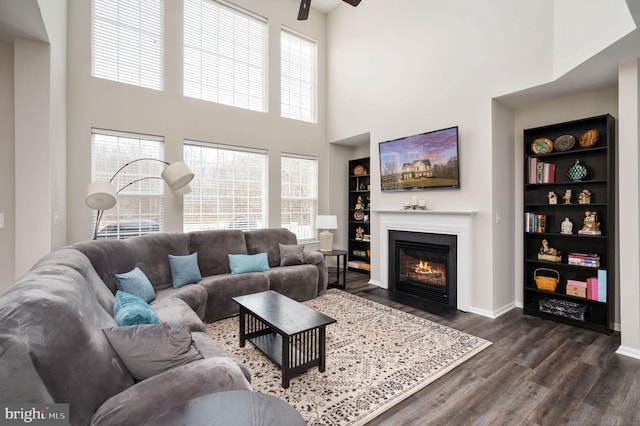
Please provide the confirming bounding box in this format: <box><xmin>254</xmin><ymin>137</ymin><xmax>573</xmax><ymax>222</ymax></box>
<box><xmin>232</xmin><ymin>290</ymin><xmax>336</xmax><ymax>388</ymax></box>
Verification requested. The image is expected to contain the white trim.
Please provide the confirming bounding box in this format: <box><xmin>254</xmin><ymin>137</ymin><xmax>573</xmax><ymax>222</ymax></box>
<box><xmin>374</xmin><ymin>210</ymin><xmax>477</xmax><ymax>313</ymax></box>
<box><xmin>91</xmin><ymin>128</ymin><xmax>165</xmax><ymax>142</ymax></box>
<box><xmin>616</xmin><ymin>345</ymin><xmax>640</xmax><ymax>360</ymax></box>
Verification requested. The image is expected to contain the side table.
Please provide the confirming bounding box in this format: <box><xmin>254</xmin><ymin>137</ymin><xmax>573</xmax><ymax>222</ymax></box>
<box><xmin>320</xmin><ymin>249</ymin><xmax>347</xmax><ymax>289</ymax></box>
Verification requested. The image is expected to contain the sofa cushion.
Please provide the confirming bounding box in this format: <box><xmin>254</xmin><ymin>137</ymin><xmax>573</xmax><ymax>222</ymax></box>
<box><xmin>191</xmin><ymin>332</ymin><xmax>252</xmax><ymax>382</ymax></box>
<box><xmin>103</xmin><ymin>323</ymin><xmax>202</xmax><ymax>381</ymax></box>
<box><xmin>90</xmin><ymin>357</ymin><xmax>252</xmax><ymax>426</ymax></box>
<box><xmin>152</xmin><ymin>297</ymin><xmax>205</xmax><ymax>332</ymax></box>
<box><xmin>279</xmin><ymin>243</ymin><xmax>305</xmax><ymax>266</ymax></box>
<box><xmin>0</xmin><ymin>332</ymin><xmax>53</xmax><ymax>403</ymax></box>
<box><xmin>155</xmin><ymin>284</ymin><xmax>208</xmax><ymax>320</ymax></box>
<box><xmin>115</xmin><ymin>267</ymin><xmax>156</xmax><ymax>303</ymax></box>
<box><xmin>244</xmin><ymin>228</ymin><xmax>298</xmax><ymax>267</ymax></box>
<box><xmin>228</xmin><ymin>253</ymin><xmax>270</xmax><ymax>274</ymax></box>
<box><xmin>189</xmin><ymin>230</ymin><xmax>248</xmax><ymax>276</ymax></box>
<box><xmin>168</xmin><ymin>252</ymin><xmax>202</xmax><ymax>288</ymax></box>
<box><xmin>199</xmin><ymin>273</ymin><xmax>270</xmax><ymax>322</ymax></box>
<box><xmin>113</xmin><ymin>291</ymin><xmax>160</xmax><ymax>327</ymax></box>
<box><xmin>263</xmin><ymin>265</ymin><xmax>319</xmax><ymax>302</ymax></box>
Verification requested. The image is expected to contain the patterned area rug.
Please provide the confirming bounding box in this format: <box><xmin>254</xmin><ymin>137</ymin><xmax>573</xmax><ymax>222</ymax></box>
<box><xmin>205</xmin><ymin>290</ymin><xmax>491</xmax><ymax>425</ymax></box>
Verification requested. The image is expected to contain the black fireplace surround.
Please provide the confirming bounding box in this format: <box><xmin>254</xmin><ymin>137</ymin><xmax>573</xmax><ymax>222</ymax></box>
<box><xmin>388</xmin><ymin>230</ymin><xmax>458</xmax><ymax>315</ymax></box>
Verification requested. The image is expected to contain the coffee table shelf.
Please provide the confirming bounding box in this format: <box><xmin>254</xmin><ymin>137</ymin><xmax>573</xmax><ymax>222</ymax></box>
<box><xmin>233</xmin><ymin>290</ymin><xmax>336</xmax><ymax>388</ymax></box>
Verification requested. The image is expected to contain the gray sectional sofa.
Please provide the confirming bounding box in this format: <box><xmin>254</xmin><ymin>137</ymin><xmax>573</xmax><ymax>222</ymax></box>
<box><xmin>0</xmin><ymin>228</ymin><xmax>328</xmax><ymax>426</ymax></box>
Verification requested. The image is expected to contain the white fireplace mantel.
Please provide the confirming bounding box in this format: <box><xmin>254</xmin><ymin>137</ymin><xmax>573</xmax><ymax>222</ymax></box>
<box><xmin>372</xmin><ymin>209</ymin><xmax>478</xmax><ymax>312</ymax></box>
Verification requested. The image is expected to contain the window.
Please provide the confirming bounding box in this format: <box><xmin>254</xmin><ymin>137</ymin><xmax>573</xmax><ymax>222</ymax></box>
<box><xmin>281</xmin><ymin>28</ymin><xmax>317</xmax><ymax>123</ymax></box>
<box><xmin>184</xmin><ymin>0</ymin><xmax>267</xmax><ymax>112</ymax></box>
<box><xmin>91</xmin><ymin>130</ymin><xmax>165</xmax><ymax>239</ymax></box>
<box><xmin>91</xmin><ymin>0</ymin><xmax>164</xmax><ymax>90</ymax></box>
<box><xmin>183</xmin><ymin>143</ymin><xmax>267</xmax><ymax>231</ymax></box>
<box><xmin>281</xmin><ymin>155</ymin><xmax>318</xmax><ymax>242</ymax></box>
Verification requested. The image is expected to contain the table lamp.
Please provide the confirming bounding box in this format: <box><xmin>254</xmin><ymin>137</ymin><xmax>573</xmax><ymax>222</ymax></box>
<box><xmin>316</xmin><ymin>215</ymin><xmax>338</xmax><ymax>252</ymax></box>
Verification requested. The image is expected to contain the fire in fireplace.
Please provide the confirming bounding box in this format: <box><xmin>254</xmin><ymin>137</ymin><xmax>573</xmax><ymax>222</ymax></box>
<box><xmin>389</xmin><ymin>230</ymin><xmax>457</xmax><ymax>314</ymax></box>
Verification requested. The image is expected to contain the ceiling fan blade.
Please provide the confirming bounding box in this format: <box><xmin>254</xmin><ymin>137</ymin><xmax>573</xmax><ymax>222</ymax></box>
<box><xmin>298</xmin><ymin>0</ymin><xmax>311</xmax><ymax>20</ymax></box>
<box><xmin>342</xmin><ymin>0</ymin><xmax>362</xmax><ymax>6</ymax></box>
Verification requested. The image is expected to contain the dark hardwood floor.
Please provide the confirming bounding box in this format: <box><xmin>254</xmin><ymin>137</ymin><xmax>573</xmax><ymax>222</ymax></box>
<box><xmin>341</xmin><ymin>271</ymin><xmax>640</xmax><ymax>426</ymax></box>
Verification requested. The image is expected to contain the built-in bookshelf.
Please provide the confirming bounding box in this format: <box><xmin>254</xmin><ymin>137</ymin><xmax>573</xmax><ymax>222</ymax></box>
<box><xmin>523</xmin><ymin>114</ymin><xmax>615</xmax><ymax>333</ymax></box>
<box><xmin>348</xmin><ymin>157</ymin><xmax>371</xmax><ymax>274</ymax></box>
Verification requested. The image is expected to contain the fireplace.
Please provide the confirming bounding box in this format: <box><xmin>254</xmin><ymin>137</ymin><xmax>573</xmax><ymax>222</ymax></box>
<box><xmin>389</xmin><ymin>230</ymin><xmax>457</xmax><ymax>314</ymax></box>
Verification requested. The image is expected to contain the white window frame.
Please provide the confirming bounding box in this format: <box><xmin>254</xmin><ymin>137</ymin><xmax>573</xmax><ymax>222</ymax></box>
<box><xmin>183</xmin><ymin>141</ymin><xmax>268</xmax><ymax>232</ymax></box>
<box><xmin>91</xmin><ymin>0</ymin><xmax>164</xmax><ymax>90</ymax></box>
<box><xmin>281</xmin><ymin>27</ymin><xmax>317</xmax><ymax>123</ymax></box>
<box><xmin>281</xmin><ymin>154</ymin><xmax>318</xmax><ymax>242</ymax></box>
<box><xmin>183</xmin><ymin>0</ymin><xmax>267</xmax><ymax>112</ymax></box>
<box><xmin>91</xmin><ymin>129</ymin><xmax>165</xmax><ymax>239</ymax></box>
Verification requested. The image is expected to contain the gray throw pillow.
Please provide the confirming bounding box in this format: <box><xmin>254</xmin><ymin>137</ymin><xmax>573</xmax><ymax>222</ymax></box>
<box><xmin>103</xmin><ymin>323</ymin><xmax>202</xmax><ymax>381</ymax></box>
<box><xmin>279</xmin><ymin>243</ymin><xmax>305</xmax><ymax>266</ymax></box>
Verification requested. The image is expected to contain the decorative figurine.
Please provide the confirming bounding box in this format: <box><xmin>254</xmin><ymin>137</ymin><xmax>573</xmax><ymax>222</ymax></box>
<box><xmin>538</xmin><ymin>238</ymin><xmax>561</xmax><ymax>262</ymax></box>
<box><xmin>547</xmin><ymin>191</ymin><xmax>557</xmax><ymax>205</ymax></box>
<box><xmin>539</xmin><ymin>239</ymin><xmax>559</xmax><ymax>256</ymax></box>
<box><xmin>355</xmin><ymin>195</ymin><xmax>364</xmax><ymax>210</ymax></box>
<box><xmin>578</xmin><ymin>189</ymin><xmax>592</xmax><ymax>204</ymax></box>
<box><xmin>563</xmin><ymin>189</ymin><xmax>572</xmax><ymax>204</ymax></box>
<box><xmin>561</xmin><ymin>217</ymin><xmax>573</xmax><ymax>235</ymax></box>
<box><xmin>578</xmin><ymin>210</ymin><xmax>601</xmax><ymax>235</ymax></box>
<box><xmin>355</xmin><ymin>226</ymin><xmax>364</xmax><ymax>240</ymax></box>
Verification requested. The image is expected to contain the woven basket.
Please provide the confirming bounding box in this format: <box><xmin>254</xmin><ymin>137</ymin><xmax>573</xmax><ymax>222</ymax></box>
<box><xmin>534</xmin><ymin>268</ymin><xmax>559</xmax><ymax>291</ymax></box>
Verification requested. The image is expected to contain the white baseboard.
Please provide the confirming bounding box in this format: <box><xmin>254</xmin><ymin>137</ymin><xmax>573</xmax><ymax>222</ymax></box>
<box><xmin>616</xmin><ymin>345</ymin><xmax>640</xmax><ymax>360</ymax></box>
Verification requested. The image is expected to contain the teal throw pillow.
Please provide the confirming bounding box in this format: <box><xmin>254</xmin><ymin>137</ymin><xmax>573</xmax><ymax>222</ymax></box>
<box><xmin>228</xmin><ymin>253</ymin><xmax>270</xmax><ymax>274</ymax></box>
<box><xmin>113</xmin><ymin>291</ymin><xmax>160</xmax><ymax>327</ymax></box>
<box><xmin>168</xmin><ymin>252</ymin><xmax>203</xmax><ymax>288</ymax></box>
<box><xmin>115</xmin><ymin>267</ymin><xmax>155</xmax><ymax>303</ymax></box>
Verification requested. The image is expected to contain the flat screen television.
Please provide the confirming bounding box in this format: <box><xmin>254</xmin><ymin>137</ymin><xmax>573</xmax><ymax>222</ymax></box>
<box><xmin>379</xmin><ymin>126</ymin><xmax>460</xmax><ymax>191</ymax></box>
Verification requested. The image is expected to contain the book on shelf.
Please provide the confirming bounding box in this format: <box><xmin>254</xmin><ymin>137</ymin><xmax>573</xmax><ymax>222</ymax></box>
<box><xmin>528</xmin><ymin>158</ymin><xmax>556</xmax><ymax>184</ymax></box>
<box><xmin>587</xmin><ymin>277</ymin><xmax>598</xmax><ymax>300</ymax></box>
<box><xmin>542</xmin><ymin>163</ymin><xmax>555</xmax><ymax>183</ymax></box>
<box><xmin>525</xmin><ymin>213</ymin><xmax>546</xmax><ymax>233</ymax></box>
<box><xmin>568</xmin><ymin>252</ymin><xmax>600</xmax><ymax>267</ymax></box>
<box><xmin>597</xmin><ymin>269</ymin><xmax>607</xmax><ymax>302</ymax></box>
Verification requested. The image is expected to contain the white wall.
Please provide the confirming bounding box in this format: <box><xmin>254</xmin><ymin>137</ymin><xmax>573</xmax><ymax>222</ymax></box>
<box><xmin>326</xmin><ymin>0</ymin><xmax>555</xmax><ymax>315</ymax></box>
<box><xmin>66</xmin><ymin>0</ymin><xmax>330</xmax><ymax>243</ymax></box>
<box><xmin>0</xmin><ymin>42</ymin><xmax>14</xmax><ymax>293</ymax></box>
<box><xmin>14</xmin><ymin>38</ymin><xmax>52</xmax><ymax>278</ymax></box>
<box><xmin>617</xmin><ymin>59</ymin><xmax>640</xmax><ymax>356</ymax></box>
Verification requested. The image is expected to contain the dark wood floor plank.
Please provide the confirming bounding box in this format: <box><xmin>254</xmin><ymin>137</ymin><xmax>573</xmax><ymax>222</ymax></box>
<box><xmin>339</xmin><ymin>272</ymin><xmax>640</xmax><ymax>426</ymax></box>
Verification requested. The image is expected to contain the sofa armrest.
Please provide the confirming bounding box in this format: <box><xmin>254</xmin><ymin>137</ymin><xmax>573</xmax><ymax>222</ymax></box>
<box><xmin>303</xmin><ymin>251</ymin><xmax>329</xmax><ymax>295</ymax></box>
<box><xmin>90</xmin><ymin>357</ymin><xmax>252</xmax><ymax>426</ymax></box>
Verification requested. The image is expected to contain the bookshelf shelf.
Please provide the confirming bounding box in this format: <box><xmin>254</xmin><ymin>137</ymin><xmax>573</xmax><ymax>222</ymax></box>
<box><xmin>523</xmin><ymin>114</ymin><xmax>615</xmax><ymax>333</ymax></box>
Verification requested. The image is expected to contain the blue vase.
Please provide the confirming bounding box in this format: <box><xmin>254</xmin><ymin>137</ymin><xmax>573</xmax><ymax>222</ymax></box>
<box><xmin>567</xmin><ymin>159</ymin><xmax>587</xmax><ymax>181</ymax></box>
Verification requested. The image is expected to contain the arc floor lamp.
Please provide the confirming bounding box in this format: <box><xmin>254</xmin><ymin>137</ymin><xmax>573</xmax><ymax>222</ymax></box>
<box><xmin>86</xmin><ymin>158</ymin><xmax>194</xmax><ymax>240</ymax></box>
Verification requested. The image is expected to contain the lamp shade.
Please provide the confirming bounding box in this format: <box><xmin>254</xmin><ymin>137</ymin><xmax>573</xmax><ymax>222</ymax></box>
<box><xmin>86</xmin><ymin>181</ymin><xmax>117</xmax><ymax>210</ymax></box>
<box><xmin>161</xmin><ymin>161</ymin><xmax>194</xmax><ymax>190</ymax></box>
<box><xmin>170</xmin><ymin>183</ymin><xmax>192</xmax><ymax>197</ymax></box>
<box><xmin>316</xmin><ymin>215</ymin><xmax>338</xmax><ymax>230</ymax></box>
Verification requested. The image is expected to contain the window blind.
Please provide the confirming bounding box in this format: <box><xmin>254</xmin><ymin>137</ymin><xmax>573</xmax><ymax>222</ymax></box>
<box><xmin>91</xmin><ymin>0</ymin><xmax>164</xmax><ymax>90</ymax></box>
<box><xmin>91</xmin><ymin>129</ymin><xmax>165</xmax><ymax>239</ymax></box>
<box><xmin>281</xmin><ymin>154</ymin><xmax>318</xmax><ymax>242</ymax></box>
<box><xmin>183</xmin><ymin>142</ymin><xmax>267</xmax><ymax>232</ymax></box>
<box><xmin>281</xmin><ymin>28</ymin><xmax>317</xmax><ymax>123</ymax></box>
<box><xmin>183</xmin><ymin>0</ymin><xmax>267</xmax><ymax>112</ymax></box>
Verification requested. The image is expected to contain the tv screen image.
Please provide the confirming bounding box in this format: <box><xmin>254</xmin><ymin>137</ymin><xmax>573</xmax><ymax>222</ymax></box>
<box><xmin>379</xmin><ymin>126</ymin><xmax>460</xmax><ymax>191</ymax></box>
